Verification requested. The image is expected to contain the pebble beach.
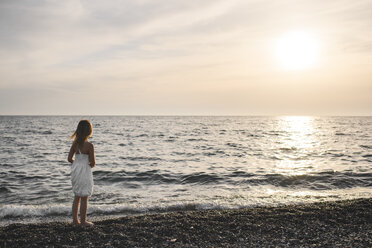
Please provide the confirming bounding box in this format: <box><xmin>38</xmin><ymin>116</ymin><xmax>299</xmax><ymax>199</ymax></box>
<box><xmin>1</xmin><ymin>198</ymin><xmax>371</xmax><ymax>247</ymax></box>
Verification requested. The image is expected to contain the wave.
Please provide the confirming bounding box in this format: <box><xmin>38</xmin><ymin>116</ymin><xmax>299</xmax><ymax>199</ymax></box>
<box><xmin>94</xmin><ymin>170</ymin><xmax>178</xmax><ymax>184</ymax></box>
<box><xmin>247</xmin><ymin>172</ymin><xmax>372</xmax><ymax>189</ymax></box>
<box><xmin>119</xmin><ymin>156</ymin><xmax>162</xmax><ymax>161</ymax></box>
<box><xmin>0</xmin><ymin>202</ymin><xmax>241</xmax><ymax>220</ymax></box>
<box><xmin>0</xmin><ymin>186</ymin><xmax>11</xmax><ymax>193</ymax></box>
<box><xmin>2</xmin><ymin>190</ymin><xmax>372</xmax><ymax>222</ymax></box>
<box><xmin>279</xmin><ymin>147</ymin><xmax>297</xmax><ymax>152</ymax></box>
<box><xmin>22</xmin><ymin>129</ymin><xmax>53</xmax><ymax>135</ymax></box>
<box><xmin>0</xmin><ymin>204</ymin><xmax>71</xmax><ymax>218</ymax></box>
<box><xmin>136</xmin><ymin>134</ymin><xmax>149</xmax><ymax>138</ymax></box>
<box><xmin>335</xmin><ymin>132</ymin><xmax>348</xmax><ymax>136</ymax></box>
<box><xmin>92</xmin><ymin>169</ymin><xmax>372</xmax><ymax>189</ymax></box>
<box><xmin>360</xmin><ymin>145</ymin><xmax>372</xmax><ymax>149</ymax></box>
<box><xmin>180</xmin><ymin>172</ymin><xmax>223</xmax><ymax>184</ymax></box>
<box><xmin>186</xmin><ymin>138</ymin><xmax>208</xmax><ymax>142</ymax></box>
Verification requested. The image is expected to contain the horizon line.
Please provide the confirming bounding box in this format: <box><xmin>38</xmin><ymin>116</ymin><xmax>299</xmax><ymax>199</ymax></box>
<box><xmin>1</xmin><ymin>114</ymin><xmax>371</xmax><ymax>117</ymax></box>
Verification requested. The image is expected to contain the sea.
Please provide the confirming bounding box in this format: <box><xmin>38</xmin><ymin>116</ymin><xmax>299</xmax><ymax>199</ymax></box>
<box><xmin>0</xmin><ymin>116</ymin><xmax>371</xmax><ymax>225</ymax></box>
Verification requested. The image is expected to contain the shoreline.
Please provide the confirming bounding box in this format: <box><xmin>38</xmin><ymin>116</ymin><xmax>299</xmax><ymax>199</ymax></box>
<box><xmin>1</xmin><ymin>198</ymin><xmax>371</xmax><ymax>247</ymax></box>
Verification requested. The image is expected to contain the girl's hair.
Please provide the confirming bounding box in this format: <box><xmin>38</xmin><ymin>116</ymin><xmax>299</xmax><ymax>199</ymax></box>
<box><xmin>70</xmin><ymin>120</ymin><xmax>93</xmax><ymax>149</ymax></box>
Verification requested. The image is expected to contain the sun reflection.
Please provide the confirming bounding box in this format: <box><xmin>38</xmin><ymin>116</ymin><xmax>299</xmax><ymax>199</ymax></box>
<box><xmin>274</xmin><ymin>116</ymin><xmax>317</xmax><ymax>175</ymax></box>
<box><xmin>280</xmin><ymin>116</ymin><xmax>314</xmax><ymax>148</ymax></box>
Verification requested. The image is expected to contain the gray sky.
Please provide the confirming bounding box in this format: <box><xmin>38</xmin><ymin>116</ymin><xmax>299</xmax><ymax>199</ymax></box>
<box><xmin>0</xmin><ymin>0</ymin><xmax>371</xmax><ymax>115</ymax></box>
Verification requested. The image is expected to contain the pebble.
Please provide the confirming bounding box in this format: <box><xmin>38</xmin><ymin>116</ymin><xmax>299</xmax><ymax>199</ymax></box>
<box><xmin>0</xmin><ymin>198</ymin><xmax>371</xmax><ymax>247</ymax></box>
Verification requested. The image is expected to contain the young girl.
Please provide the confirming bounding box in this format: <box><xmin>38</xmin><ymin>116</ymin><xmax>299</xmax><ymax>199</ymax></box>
<box><xmin>68</xmin><ymin>120</ymin><xmax>95</xmax><ymax>227</ymax></box>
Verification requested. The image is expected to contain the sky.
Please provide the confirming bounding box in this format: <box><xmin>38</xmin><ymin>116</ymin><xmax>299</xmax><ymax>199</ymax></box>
<box><xmin>0</xmin><ymin>0</ymin><xmax>371</xmax><ymax>115</ymax></box>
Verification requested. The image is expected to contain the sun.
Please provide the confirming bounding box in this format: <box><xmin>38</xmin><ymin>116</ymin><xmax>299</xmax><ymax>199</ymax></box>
<box><xmin>275</xmin><ymin>31</ymin><xmax>320</xmax><ymax>70</ymax></box>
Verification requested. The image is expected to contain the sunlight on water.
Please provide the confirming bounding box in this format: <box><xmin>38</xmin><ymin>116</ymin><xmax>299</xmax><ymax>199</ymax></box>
<box><xmin>274</xmin><ymin>116</ymin><xmax>317</xmax><ymax>175</ymax></box>
<box><xmin>280</xmin><ymin>116</ymin><xmax>314</xmax><ymax>147</ymax></box>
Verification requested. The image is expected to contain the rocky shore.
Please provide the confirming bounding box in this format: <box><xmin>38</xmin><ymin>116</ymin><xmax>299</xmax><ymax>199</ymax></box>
<box><xmin>1</xmin><ymin>198</ymin><xmax>371</xmax><ymax>247</ymax></box>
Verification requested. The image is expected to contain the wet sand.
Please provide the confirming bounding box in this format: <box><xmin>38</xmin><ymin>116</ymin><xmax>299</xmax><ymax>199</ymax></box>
<box><xmin>1</xmin><ymin>198</ymin><xmax>371</xmax><ymax>247</ymax></box>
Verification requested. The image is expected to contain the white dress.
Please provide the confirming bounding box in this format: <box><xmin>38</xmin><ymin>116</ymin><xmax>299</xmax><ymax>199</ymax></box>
<box><xmin>71</xmin><ymin>148</ymin><xmax>94</xmax><ymax>196</ymax></box>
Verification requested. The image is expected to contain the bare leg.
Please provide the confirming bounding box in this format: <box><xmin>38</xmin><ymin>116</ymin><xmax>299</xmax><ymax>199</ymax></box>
<box><xmin>80</xmin><ymin>196</ymin><xmax>93</xmax><ymax>226</ymax></box>
<box><xmin>72</xmin><ymin>196</ymin><xmax>81</xmax><ymax>225</ymax></box>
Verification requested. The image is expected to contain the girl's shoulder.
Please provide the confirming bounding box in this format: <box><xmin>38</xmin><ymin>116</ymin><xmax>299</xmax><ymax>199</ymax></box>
<box><xmin>85</xmin><ymin>141</ymin><xmax>94</xmax><ymax>146</ymax></box>
<box><xmin>85</xmin><ymin>141</ymin><xmax>94</xmax><ymax>149</ymax></box>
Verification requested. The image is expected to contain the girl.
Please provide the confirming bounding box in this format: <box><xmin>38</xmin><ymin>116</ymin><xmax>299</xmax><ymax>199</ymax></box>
<box><xmin>68</xmin><ymin>120</ymin><xmax>95</xmax><ymax>227</ymax></box>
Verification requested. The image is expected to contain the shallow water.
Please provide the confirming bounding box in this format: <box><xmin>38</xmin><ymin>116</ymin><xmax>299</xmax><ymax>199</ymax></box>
<box><xmin>0</xmin><ymin>116</ymin><xmax>371</xmax><ymax>225</ymax></box>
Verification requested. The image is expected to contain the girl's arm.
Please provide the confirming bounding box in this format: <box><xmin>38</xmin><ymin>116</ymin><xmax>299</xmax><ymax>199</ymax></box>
<box><xmin>89</xmin><ymin>143</ymin><xmax>96</xmax><ymax>168</ymax></box>
<box><xmin>67</xmin><ymin>144</ymin><xmax>75</xmax><ymax>163</ymax></box>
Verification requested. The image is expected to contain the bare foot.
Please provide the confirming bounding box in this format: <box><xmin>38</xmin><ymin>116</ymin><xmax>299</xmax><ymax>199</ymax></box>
<box><xmin>81</xmin><ymin>221</ymin><xmax>94</xmax><ymax>227</ymax></box>
<box><xmin>72</xmin><ymin>221</ymin><xmax>81</xmax><ymax>226</ymax></box>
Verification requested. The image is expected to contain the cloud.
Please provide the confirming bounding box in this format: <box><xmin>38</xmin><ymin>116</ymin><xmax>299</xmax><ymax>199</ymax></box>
<box><xmin>0</xmin><ymin>1</ymin><xmax>243</xmax><ymax>86</ymax></box>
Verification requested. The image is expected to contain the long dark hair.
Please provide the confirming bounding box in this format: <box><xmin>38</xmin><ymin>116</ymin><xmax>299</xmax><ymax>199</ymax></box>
<box><xmin>70</xmin><ymin>120</ymin><xmax>93</xmax><ymax>149</ymax></box>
